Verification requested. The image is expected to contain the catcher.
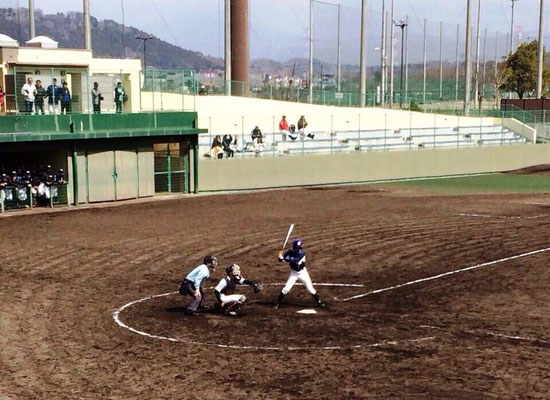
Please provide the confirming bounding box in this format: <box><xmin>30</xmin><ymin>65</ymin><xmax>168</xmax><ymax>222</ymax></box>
<box><xmin>214</xmin><ymin>264</ymin><xmax>263</xmax><ymax>316</ymax></box>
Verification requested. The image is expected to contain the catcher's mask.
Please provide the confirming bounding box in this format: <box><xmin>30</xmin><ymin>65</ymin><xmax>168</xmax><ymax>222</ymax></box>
<box><xmin>226</xmin><ymin>264</ymin><xmax>241</xmax><ymax>280</ymax></box>
<box><xmin>204</xmin><ymin>255</ymin><xmax>218</xmax><ymax>270</ymax></box>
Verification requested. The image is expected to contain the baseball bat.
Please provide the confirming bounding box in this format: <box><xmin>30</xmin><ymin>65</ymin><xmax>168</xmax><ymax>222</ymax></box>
<box><xmin>282</xmin><ymin>223</ymin><xmax>294</xmax><ymax>251</ymax></box>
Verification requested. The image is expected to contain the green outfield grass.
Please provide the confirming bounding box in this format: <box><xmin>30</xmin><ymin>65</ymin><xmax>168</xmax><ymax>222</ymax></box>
<box><xmin>385</xmin><ymin>173</ymin><xmax>550</xmax><ymax>194</ymax></box>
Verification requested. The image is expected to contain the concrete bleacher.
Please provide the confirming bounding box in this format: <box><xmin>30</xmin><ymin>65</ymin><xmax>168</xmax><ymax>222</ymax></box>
<box><xmin>199</xmin><ymin>124</ymin><xmax>527</xmax><ymax>158</ymax></box>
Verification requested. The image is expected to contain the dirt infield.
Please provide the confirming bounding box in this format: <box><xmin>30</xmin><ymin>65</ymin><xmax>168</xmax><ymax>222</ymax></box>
<box><xmin>1</xmin><ymin>184</ymin><xmax>550</xmax><ymax>399</ymax></box>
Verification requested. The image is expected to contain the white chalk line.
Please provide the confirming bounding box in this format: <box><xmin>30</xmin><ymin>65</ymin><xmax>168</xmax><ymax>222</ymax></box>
<box><xmin>342</xmin><ymin>246</ymin><xmax>550</xmax><ymax>302</ymax></box>
<box><xmin>457</xmin><ymin>213</ymin><xmax>550</xmax><ymax>220</ymax></box>
<box><xmin>113</xmin><ymin>282</ymin><xmax>396</xmax><ymax>351</ymax></box>
<box><xmin>419</xmin><ymin>325</ymin><xmax>550</xmax><ymax>345</ymax></box>
<box><xmin>524</xmin><ymin>202</ymin><xmax>550</xmax><ymax>206</ymax></box>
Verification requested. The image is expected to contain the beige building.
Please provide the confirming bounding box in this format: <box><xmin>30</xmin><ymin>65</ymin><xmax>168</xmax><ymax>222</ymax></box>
<box><xmin>0</xmin><ymin>34</ymin><xmax>141</xmax><ymax>114</ymax></box>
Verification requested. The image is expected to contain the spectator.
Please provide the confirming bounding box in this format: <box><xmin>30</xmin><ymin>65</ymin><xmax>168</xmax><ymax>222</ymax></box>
<box><xmin>60</xmin><ymin>82</ymin><xmax>71</xmax><ymax>114</ymax></box>
<box><xmin>253</xmin><ymin>130</ymin><xmax>265</xmax><ymax>158</ymax></box>
<box><xmin>222</xmin><ymin>134</ymin><xmax>234</xmax><ymax>158</ymax></box>
<box><xmin>114</xmin><ymin>82</ymin><xmax>125</xmax><ymax>113</ymax></box>
<box><xmin>21</xmin><ymin>77</ymin><xmax>36</xmax><ymax>114</ymax></box>
<box><xmin>91</xmin><ymin>82</ymin><xmax>103</xmax><ymax>114</ymax></box>
<box><xmin>288</xmin><ymin>124</ymin><xmax>298</xmax><ymax>141</ymax></box>
<box><xmin>211</xmin><ymin>135</ymin><xmax>224</xmax><ymax>159</ymax></box>
<box><xmin>34</xmin><ymin>80</ymin><xmax>46</xmax><ymax>115</ymax></box>
<box><xmin>279</xmin><ymin>115</ymin><xmax>290</xmax><ymax>141</ymax></box>
<box><xmin>298</xmin><ymin>115</ymin><xmax>314</xmax><ymax>139</ymax></box>
<box><xmin>56</xmin><ymin>169</ymin><xmax>66</xmax><ymax>184</ymax></box>
<box><xmin>298</xmin><ymin>115</ymin><xmax>315</xmax><ymax>139</ymax></box>
<box><xmin>251</xmin><ymin>126</ymin><xmax>263</xmax><ymax>142</ymax></box>
<box><xmin>0</xmin><ymin>86</ymin><xmax>5</xmax><ymax>114</ymax></box>
<box><xmin>46</xmin><ymin>78</ymin><xmax>62</xmax><ymax>114</ymax></box>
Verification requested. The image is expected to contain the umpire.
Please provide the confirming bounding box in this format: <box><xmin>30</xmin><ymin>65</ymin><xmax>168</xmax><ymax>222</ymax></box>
<box><xmin>179</xmin><ymin>255</ymin><xmax>218</xmax><ymax>316</ymax></box>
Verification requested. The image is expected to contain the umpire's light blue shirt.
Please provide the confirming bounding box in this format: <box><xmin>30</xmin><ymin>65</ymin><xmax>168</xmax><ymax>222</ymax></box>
<box><xmin>185</xmin><ymin>264</ymin><xmax>210</xmax><ymax>289</ymax></box>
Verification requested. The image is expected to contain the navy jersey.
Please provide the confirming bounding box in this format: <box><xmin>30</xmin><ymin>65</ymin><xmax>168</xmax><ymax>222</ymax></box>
<box><xmin>281</xmin><ymin>249</ymin><xmax>306</xmax><ymax>271</ymax></box>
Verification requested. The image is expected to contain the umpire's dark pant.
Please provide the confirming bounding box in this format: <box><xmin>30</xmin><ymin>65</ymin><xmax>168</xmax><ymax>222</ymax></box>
<box><xmin>179</xmin><ymin>279</ymin><xmax>205</xmax><ymax>311</ymax></box>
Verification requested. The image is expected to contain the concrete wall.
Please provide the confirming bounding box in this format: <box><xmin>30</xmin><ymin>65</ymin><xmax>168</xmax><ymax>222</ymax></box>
<box><xmin>198</xmin><ymin>144</ymin><xmax>550</xmax><ymax>192</ymax></box>
<box><xmin>141</xmin><ymin>93</ymin><xmax>500</xmax><ymax>134</ymax></box>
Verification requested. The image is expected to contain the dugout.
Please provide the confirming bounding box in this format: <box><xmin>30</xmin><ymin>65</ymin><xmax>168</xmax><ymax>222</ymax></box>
<box><xmin>0</xmin><ymin>112</ymin><xmax>207</xmax><ymax>206</ymax></box>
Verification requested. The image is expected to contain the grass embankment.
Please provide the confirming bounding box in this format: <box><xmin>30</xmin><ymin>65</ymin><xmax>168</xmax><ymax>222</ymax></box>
<box><xmin>386</xmin><ymin>173</ymin><xmax>550</xmax><ymax>194</ymax></box>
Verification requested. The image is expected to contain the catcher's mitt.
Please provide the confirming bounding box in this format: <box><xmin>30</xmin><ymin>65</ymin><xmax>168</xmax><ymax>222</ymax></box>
<box><xmin>253</xmin><ymin>283</ymin><xmax>263</xmax><ymax>293</ymax></box>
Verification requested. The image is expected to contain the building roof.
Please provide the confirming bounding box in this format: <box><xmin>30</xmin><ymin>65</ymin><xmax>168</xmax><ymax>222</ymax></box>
<box><xmin>25</xmin><ymin>36</ymin><xmax>59</xmax><ymax>48</ymax></box>
<box><xmin>0</xmin><ymin>34</ymin><xmax>19</xmax><ymax>47</ymax></box>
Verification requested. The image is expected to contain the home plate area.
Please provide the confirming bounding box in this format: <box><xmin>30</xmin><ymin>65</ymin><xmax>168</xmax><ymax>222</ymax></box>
<box><xmin>115</xmin><ymin>283</ymin><xmax>434</xmax><ymax>351</ymax></box>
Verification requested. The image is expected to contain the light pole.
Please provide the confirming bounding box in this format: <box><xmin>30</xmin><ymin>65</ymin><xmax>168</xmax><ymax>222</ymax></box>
<box><xmin>510</xmin><ymin>0</ymin><xmax>519</xmax><ymax>52</ymax></box>
<box><xmin>360</xmin><ymin>0</ymin><xmax>367</xmax><ymax>107</ymax></box>
<box><xmin>536</xmin><ymin>0</ymin><xmax>545</xmax><ymax>98</ymax></box>
<box><xmin>136</xmin><ymin>35</ymin><xmax>154</xmax><ymax>84</ymax></box>
<box><xmin>395</xmin><ymin>20</ymin><xmax>407</xmax><ymax>108</ymax></box>
<box><xmin>464</xmin><ymin>0</ymin><xmax>473</xmax><ymax>115</ymax></box>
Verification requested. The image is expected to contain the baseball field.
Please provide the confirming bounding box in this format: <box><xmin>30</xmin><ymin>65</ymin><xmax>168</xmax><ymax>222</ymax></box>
<box><xmin>1</xmin><ymin>168</ymin><xmax>550</xmax><ymax>399</ymax></box>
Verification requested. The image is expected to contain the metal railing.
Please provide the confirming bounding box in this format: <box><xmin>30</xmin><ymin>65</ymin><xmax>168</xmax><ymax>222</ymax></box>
<box><xmin>1</xmin><ymin>184</ymin><xmax>68</xmax><ymax>213</ymax></box>
<box><xmin>199</xmin><ymin>110</ymin><xmax>531</xmax><ymax>160</ymax></box>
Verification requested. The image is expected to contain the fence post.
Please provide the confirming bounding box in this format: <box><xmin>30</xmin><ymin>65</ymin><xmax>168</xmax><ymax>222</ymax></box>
<box><xmin>330</xmin><ymin>115</ymin><xmax>334</xmax><ymax>154</ymax></box>
<box><xmin>456</xmin><ymin>114</ymin><xmax>460</xmax><ymax>149</ymax></box>
<box><xmin>384</xmin><ymin>113</ymin><xmax>387</xmax><ymax>151</ymax></box>
<box><xmin>241</xmin><ymin>116</ymin><xmax>245</xmax><ymax>159</ymax></box>
<box><xmin>409</xmin><ymin>112</ymin><xmax>412</xmax><ymax>150</ymax></box>
<box><xmin>209</xmin><ymin>116</ymin><xmax>212</xmax><ymax>154</ymax></box>
<box><xmin>480</xmin><ymin>113</ymin><xmax>483</xmax><ymax>146</ymax></box>
<box><xmin>272</xmin><ymin>115</ymin><xmax>276</xmax><ymax>157</ymax></box>
<box><xmin>433</xmin><ymin>113</ymin><xmax>436</xmax><ymax>150</ymax></box>
<box><xmin>357</xmin><ymin>114</ymin><xmax>361</xmax><ymax>152</ymax></box>
<box><xmin>522</xmin><ymin>110</ymin><xmax>525</xmax><ymax>139</ymax></box>
<box><xmin>501</xmin><ymin>111</ymin><xmax>505</xmax><ymax>145</ymax></box>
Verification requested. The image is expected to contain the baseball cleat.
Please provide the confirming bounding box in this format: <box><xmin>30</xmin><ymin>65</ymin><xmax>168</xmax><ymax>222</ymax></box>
<box><xmin>317</xmin><ymin>301</ymin><xmax>326</xmax><ymax>308</ymax></box>
<box><xmin>184</xmin><ymin>309</ymin><xmax>200</xmax><ymax>316</ymax></box>
<box><xmin>273</xmin><ymin>303</ymin><xmax>279</xmax><ymax>309</ymax></box>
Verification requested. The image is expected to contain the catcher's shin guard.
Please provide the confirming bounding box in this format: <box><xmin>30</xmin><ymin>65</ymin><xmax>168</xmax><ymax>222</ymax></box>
<box><xmin>225</xmin><ymin>295</ymin><xmax>247</xmax><ymax>314</ymax></box>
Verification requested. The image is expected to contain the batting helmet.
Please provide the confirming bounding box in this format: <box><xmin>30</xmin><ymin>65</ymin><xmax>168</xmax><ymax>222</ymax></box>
<box><xmin>293</xmin><ymin>238</ymin><xmax>303</xmax><ymax>250</ymax></box>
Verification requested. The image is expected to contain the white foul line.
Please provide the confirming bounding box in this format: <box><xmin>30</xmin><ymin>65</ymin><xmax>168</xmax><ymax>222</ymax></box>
<box><xmin>342</xmin><ymin>246</ymin><xmax>550</xmax><ymax>302</ymax></box>
<box><xmin>457</xmin><ymin>213</ymin><xmax>550</xmax><ymax>220</ymax></box>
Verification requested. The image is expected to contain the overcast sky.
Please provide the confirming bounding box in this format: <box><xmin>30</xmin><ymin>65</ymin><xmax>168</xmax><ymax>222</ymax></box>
<box><xmin>1</xmin><ymin>0</ymin><xmax>545</xmax><ymax>65</ymax></box>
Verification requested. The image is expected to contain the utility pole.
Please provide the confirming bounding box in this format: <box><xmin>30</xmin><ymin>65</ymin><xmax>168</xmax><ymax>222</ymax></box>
<box><xmin>494</xmin><ymin>31</ymin><xmax>499</xmax><ymax>79</ymax></box>
<box><xmin>439</xmin><ymin>21</ymin><xmax>443</xmax><ymax>100</ymax></box>
<box><xmin>360</xmin><ymin>0</ymin><xmax>367</xmax><ymax>107</ymax></box>
<box><xmin>136</xmin><ymin>36</ymin><xmax>153</xmax><ymax>84</ymax></box>
<box><xmin>337</xmin><ymin>4</ymin><xmax>341</xmax><ymax>92</ymax></box>
<box><xmin>309</xmin><ymin>0</ymin><xmax>314</xmax><ymax>104</ymax></box>
<box><xmin>389</xmin><ymin>0</ymin><xmax>395</xmax><ymax>105</ymax></box>
<box><xmin>404</xmin><ymin>15</ymin><xmax>409</xmax><ymax>103</ymax></box>
<box><xmin>84</xmin><ymin>0</ymin><xmax>91</xmax><ymax>51</ymax></box>
<box><xmin>396</xmin><ymin>20</ymin><xmax>407</xmax><ymax>108</ymax></box>
<box><xmin>474</xmin><ymin>0</ymin><xmax>481</xmax><ymax>109</ymax></box>
<box><xmin>121</xmin><ymin>0</ymin><xmax>126</xmax><ymax>58</ymax></box>
<box><xmin>455</xmin><ymin>24</ymin><xmax>460</xmax><ymax>102</ymax></box>
<box><xmin>482</xmin><ymin>28</ymin><xmax>487</xmax><ymax>98</ymax></box>
<box><xmin>29</xmin><ymin>0</ymin><xmax>35</xmax><ymax>39</ymax></box>
<box><xmin>225</xmin><ymin>0</ymin><xmax>231</xmax><ymax>95</ymax></box>
<box><xmin>464</xmin><ymin>0</ymin><xmax>473</xmax><ymax>115</ymax></box>
<box><xmin>510</xmin><ymin>0</ymin><xmax>519</xmax><ymax>52</ymax></box>
<box><xmin>536</xmin><ymin>0</ymin><xmax>545</xmax><ymax>98</ymax></box>
<box><xmin>380</xmin><ymin>0</ymin><xmax>386</xmax><ymax>105</ymax></box>
<box><xmin>422</xmin><ymin>19</ymin><xmax>427</xmax><ymax>104</ymax></box>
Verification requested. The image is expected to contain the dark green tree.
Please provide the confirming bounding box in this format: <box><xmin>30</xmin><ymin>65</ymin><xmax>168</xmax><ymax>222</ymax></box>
<box><xmin>499</xmin><ymin>40</ymin><xmax>550</xmax><ymax>99</ymax></box>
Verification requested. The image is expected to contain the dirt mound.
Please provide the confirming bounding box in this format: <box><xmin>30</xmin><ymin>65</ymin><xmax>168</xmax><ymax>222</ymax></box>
<box><xmin>506</xmin><ymin>164</ymin><xmax>550</xmax><ymax>175</ymax></box>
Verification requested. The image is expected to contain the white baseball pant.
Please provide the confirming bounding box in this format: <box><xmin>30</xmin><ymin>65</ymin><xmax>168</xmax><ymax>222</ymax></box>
<box><xmin>282</xmin><ymin>268</ymin><xmax>316</xmax><ymax>295</ymax></box>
